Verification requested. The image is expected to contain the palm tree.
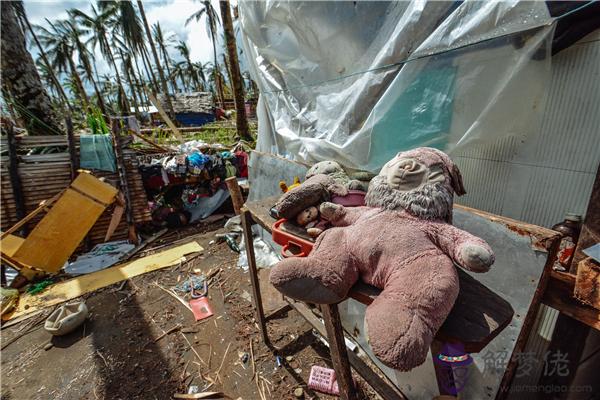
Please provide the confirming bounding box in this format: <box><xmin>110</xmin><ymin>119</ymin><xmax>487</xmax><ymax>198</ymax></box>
<box><xmin>1</xmin><ymin>1</ymin><xmax>61</xmax><ymax>135</ymax></box>
<box><xmin>219</xmin><ymin>0</ymin><xmax>250</xmax><ymax>140</ymax></box>
<box><xmin>153</xmin><ymin>22</ymin><xmax>179</xmax><ymax>92</ymax></box>
<box><xmin>171</xmin><ymin>61</ymin><xmax>192</xmax><ymax>92</ymax></box>
<box><xmin>194</xmin><ymin>62</ymin><xmax>208</xmax><ymax>90</ymax></box>
<box><xmin>70</xmin><ymin>6</ymin><xmax>130</xmax><ymax>114</ymax></box>
<box><xmin>187</xmin><ymin>0</ymin><xmax>225</xmax><ymax>105</ymax></box>
<box><xmin>136</xmin><ymin>1</ymin><xmax>175</xmax><ymax>117</ymax></box>
<box><xmin>65</xmin><ymin>14</ymin><xmax>108</xmax><ymax>116</ymax></box>
<box><xmin>37</xmin><ymin>19</ymin><xmax>90</xmax><ymax>110</ymax></box>
<box><xmin>116</xmin><ymin>45</ymin><xmax>142</xmax><ymax>118</ymax></box>
<box><xmin>175</xmin><ymin>41</ymin><xmax>203</xmax><ymax>91</ymax></box>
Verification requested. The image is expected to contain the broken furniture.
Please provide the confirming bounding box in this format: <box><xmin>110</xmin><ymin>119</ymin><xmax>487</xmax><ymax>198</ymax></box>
<box><xmin>241</xmin><ymin>196</ymin><xmax>560</xmax><ymax>399</ymax></box>
<box><xmin>1</xmin><ymin>172</ymin><xmax>122</xmax><ymax>281</ymax></box>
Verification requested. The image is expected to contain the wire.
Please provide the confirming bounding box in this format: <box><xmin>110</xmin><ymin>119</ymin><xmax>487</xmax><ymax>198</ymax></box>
<box><xmin>260</xmin><ymin>0</ymin><xmax>597</xmax><ymax>94</ymax></box>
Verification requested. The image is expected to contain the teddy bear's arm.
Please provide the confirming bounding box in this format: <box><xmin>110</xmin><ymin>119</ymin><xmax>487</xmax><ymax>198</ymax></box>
<box><xmin>319</xmin><ymin>202</ymin><xmax>366</xmax><ymax>227</ymax></box>
<box><xmin>428</xmin><ymin>222</ymin><xmax>495</xmax><ymax>273</ymax></box>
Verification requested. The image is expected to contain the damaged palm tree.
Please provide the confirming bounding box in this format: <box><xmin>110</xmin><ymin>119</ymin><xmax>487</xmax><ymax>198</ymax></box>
<box><xmin>219</xmin><ymin>0</ymin><xmax>252</xmax><ymax>141</ymax></box>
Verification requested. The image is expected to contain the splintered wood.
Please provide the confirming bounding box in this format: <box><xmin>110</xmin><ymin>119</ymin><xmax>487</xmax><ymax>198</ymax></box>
<box><xmin>6</xmin><ymin>242</ymin><xmax>203</xmax><ymax>320</ymax></box>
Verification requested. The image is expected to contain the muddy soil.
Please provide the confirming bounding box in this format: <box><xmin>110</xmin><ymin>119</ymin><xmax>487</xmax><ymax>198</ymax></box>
<box><xmin>1</xmin><ymin>221</ymin><xmax>379</xmax><ymax>400</ymax></box>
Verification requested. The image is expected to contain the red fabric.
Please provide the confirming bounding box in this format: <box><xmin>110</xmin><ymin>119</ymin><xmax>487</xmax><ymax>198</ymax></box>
<box><xmin>235</xmin><ymin>151</ymin><xmax>249</xmax><ymax>177</ymax></box>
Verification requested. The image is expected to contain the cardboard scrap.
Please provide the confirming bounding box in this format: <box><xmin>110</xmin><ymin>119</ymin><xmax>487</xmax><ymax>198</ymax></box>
<box><xmin>6</xmin><ymin>242</ymin><xmax>203</xmax><ymax>320</ymax></box>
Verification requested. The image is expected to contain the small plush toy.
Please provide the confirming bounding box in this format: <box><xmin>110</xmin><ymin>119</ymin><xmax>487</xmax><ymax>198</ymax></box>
<box><xmin>306</xmin><ymin>160</ymin><xmax>370</xmax><ymax>192</ymax></box>
<box><xmin>295</xmin><ymin>205</ymin><xmax>330</xmax><ymax>237</ymax></box>
<box><xmin>270</xmin><ymin>147</ymin><xmax>494</xmax><ymax>371</ymax></box>
<box><xmin>279</xmin><ymin>176</ymin><xmax>301</xmax><ymax>193</ymax></box>
<box><xmin>274</xmin><ymin>173</ymin><xmax>348</xmax><ymax>220</ymax></box>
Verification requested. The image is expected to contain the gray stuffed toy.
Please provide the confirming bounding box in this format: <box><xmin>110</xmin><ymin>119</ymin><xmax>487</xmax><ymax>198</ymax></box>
<box><xmin>306</xmin><ymin>161</ymin><xmax>370</xmax><ymax>192</ymax></box>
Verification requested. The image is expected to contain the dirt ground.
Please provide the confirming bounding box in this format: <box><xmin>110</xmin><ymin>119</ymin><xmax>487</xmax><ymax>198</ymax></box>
<box><xmin>1</xmin><ymin>219</ymin><xmax>378</xmax><ymax>400</ymax></box>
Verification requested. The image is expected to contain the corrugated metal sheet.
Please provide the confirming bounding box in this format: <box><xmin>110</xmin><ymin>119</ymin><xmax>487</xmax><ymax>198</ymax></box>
<box><xmin>0</xmin><ymin>136</ymin><xmax>152</xmax><ymax>247</ymax></box>
<box><xmin>454</xmin><ymin>30</ymin><xmax>599</xmax><ymax>398</ymax></box>
<box><xmin>455</xmin><ymin>31</ymin><xmax>599</xmax><ymax>227</ymax></box>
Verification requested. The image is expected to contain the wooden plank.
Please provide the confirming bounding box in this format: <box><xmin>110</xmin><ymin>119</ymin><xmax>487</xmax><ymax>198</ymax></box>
<box><xmin>225</xmin><ymin>177</ymin><xmax>244</xmax><ymax>215</ymax></box>
<box><xmin>543</xmin><ymin>270</ymin><xmax>600</xmax><ymax>329</ymax></box>
<box><xmin>241</xmin><ymin>208</ymin><xmax>269</xmax><ymax>345</ymax></box>
<box><xmin>6</xmin><ymin>123</ymin><xmax>26</xmax><ymax>225</ymax></box>
<box><xmin>5</xmin><ymin>242</ymin><xmax>203</xmax><ymax>320</ymax></box>
<box><xmin>0</xmin><ymin>233</ymin><xmax>25</xmax><ymax>257</ymax></box>
<box><xmin>574</xmin><ymin>258</ymin><xmax>600</xmax><ymax>310</ymax></box>
<box><xmin>147</xmin><ymin>91</ymin><xmax>183</xmax><ymax>143</ymax></box>
<box><xmin>321</xmin><ymin>304</ymin><xmax>357</xmax><ymax>400</ymax></box>
<box><xmin>290</xmin><ymin>301</ymin><xmax>406</xmax><ymax>400</ymax></box>
<box><xmin>111</xmin><ymin>120</ymin><xmax>138</xmax><ymax>243</ymax></box>
<box><xmin>70</xmin><ymin>172</ymin><xmax>118</xmax><ymax>205</ymax></box>
<box><xmin>571</xmin><ymin>163</ymin><xmax>600</xmax><ymax>270</ymax></box>
<box><xmin>66</xmin><ymin>115</ymin><xmax>78</xmax><ymax>180</ymax></box>
<box><xmin>12</xmin><ymin>189</ymin><xmax>107</xmax><ymax>273</ymax></box>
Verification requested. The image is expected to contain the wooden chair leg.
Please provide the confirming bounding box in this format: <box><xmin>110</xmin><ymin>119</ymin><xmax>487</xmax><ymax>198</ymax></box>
<box><xmin>241</xmin><ymin>208</ymin><xmax>270</xmax><ymax>346</ymax></box>
<box><xmin>322</xmin><ymin>304</ymin><xmax>357</xmax><ymax>400</ymax></box>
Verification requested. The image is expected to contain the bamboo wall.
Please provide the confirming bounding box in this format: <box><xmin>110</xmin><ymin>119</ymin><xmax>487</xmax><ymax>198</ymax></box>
<box><xmin>0</xmin><ymin>134</ymin><xmax>151</xmax><ymax>246</ymax></box>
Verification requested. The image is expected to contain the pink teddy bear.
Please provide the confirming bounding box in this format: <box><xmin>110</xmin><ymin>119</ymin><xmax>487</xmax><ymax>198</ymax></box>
<box><xmin>270</xmin><ymin>147</ymin><xmax>494</xmax><ymax>371</ymax></box>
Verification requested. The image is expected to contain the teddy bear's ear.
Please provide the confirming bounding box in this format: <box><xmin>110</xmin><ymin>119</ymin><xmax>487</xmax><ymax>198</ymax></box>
<box><xmin>450</xmin><ymin>164</ymin><xmax>466</xmax><ymax>196</ymax></box>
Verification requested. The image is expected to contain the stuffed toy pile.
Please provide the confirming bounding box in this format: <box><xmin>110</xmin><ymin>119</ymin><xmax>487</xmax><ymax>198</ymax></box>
<box><xmin>270</xmin><ymin>147</ymin><xmax>495</xmax><ymax>371</ymax></box>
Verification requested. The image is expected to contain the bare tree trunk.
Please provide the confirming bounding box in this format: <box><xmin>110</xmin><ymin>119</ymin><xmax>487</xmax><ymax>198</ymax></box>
<box><xmin>219</xmin><ymin>0</ymin><xmax>251</xmax><ymax>141</ymax></box>
<box><xmin>119</xmin><ymin>48</ymin><xmax>141</xmax><ymax>121</ymax></box>
<box><xmin>140</xmin><ymin>46</ymin><xmax>160</xmax><ymax>95</ymax></box>
<box><xmin>132</xmin><ymin>54</ymin><xmax>149</xmax><ymax>104</ymax></box>
<box><xmin>137</xmin><ymin>0</ymin><xmax>175</xmax><ymax>118</ymax></box>
<box><xmin>67</xmin><ymin>55</ymin><xmax>90</xmax><ymax>110</ymax></box>
<box><xmin>211</xmin><ymin>38</ymin><xmax>225</xmax><ymax>107</ymax></box>
<box><xmin>1</xmin><ymin>2</ymin><xmax>61</xmax><ymax>135</ymax></box>
<box><xmin>102</xmin><ymin>31</ymin><xmax>130</xmax><ymax>115</ymax></box>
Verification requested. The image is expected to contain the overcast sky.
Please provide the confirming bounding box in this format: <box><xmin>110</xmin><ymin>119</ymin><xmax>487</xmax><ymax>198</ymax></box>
<box><xmin>23</xmin><ymin>0</ymin><xmax>225</xmax><ymax>77</ymax></box>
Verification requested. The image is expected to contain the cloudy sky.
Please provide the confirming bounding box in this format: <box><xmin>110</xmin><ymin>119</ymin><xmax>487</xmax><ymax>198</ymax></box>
<box><xmin>23</xmin><ymin>0</ymin><xmax>226</xmax><ymax>76</ymax></box>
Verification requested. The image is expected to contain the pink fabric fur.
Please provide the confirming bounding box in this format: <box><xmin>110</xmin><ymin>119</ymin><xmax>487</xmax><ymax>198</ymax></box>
<box><xmin>270</xmin><ymin>147</ymin><xmax>494</xmax><ymax>371</ymax></box>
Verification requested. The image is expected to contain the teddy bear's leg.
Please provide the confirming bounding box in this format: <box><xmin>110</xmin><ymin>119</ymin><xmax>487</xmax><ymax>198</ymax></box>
<box><xmin>364</xmin><ymin>253</ymin><xmax>459</xmax><ymax>371</ymax></box>
<box><xmin>270</xmin><ymin>229</ymin><xmax>359</xmax><ymax>304</ymax></box>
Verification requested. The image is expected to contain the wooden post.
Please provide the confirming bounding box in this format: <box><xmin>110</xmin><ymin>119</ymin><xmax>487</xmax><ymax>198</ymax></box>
<box><xmin>111</xmin><ymin>119</ymin><xmax>138</xmax><ymax>244</ymax></box>
<box><xmin>571</xmin><ymin>163</ymin><xmax>600</xmax><ymax>272</ymax></box>
<box><xmin>65</xmin><ymin>115</ymin><xmax>78</xmax><ymax>181</ymax></box>
<box><xmin>322</xmin><ymin>304</ymin><xmax>357</xmax><ymax>400</ymax></box>
<box><xmin>146</xmin><ymin>90</ymin><xmax>183</xmax><ymax>144</ymax></box>
<box><xmin>225</xmin><ymin>177</ymin><xmax>244</xmax><ymax>215</ymax></box>
<box><xmin>241</xmin><ymin>208</ymin><xmax>269</xmax><ymax>345</ymax></box>
<box><xmin>6</xmin><ymin>122</ymin><xmax>27</xmax><ymax>231</ymax></box>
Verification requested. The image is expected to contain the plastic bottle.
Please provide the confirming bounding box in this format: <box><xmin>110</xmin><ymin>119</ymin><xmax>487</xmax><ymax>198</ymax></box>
<box><xmin>551</xmin><ymin>213</ymin><xmax>582</xmax><ymax>271</ymax></box>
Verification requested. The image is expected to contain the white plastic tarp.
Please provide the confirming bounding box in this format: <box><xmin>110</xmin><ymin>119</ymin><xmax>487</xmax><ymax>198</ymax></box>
<box><xmin>239</xmin><ymin>0</ymin><xmax>555</xmax><ymax>172</ymax></box>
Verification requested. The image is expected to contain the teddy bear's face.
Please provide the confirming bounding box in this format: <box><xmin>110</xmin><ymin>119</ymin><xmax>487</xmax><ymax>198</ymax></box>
<box><xmin>380</xmin><ymin>156</ymin><xmax>445</xmax><ymax>192</ymax></box>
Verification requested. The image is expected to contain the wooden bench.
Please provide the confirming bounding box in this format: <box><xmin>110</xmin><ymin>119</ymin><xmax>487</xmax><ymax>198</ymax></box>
<box><xmin>241</xmin><ymin>196</ymin><xmax>557</xmax><ymax>399</ymax></box>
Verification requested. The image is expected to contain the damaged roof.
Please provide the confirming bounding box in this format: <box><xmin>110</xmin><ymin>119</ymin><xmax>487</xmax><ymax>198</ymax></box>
<box><xmin>157</xmin><ymin>92</ymin><xmax>214</xmax><ymax>114</ymax></box>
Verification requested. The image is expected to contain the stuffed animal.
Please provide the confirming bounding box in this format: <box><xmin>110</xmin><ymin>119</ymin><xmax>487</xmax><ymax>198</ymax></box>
<box><xmin>295</xmin><ymin>206</ymin><xmax>331</xmax><ymax>237</ymax></box>
<box><xmin>274</xmin><ymin>173</ymin><xmax>348</xmax><ymax>220</ymax></box>
<box><xmin>306</xmin><ymin>160</ymin><xmax>370</xmax><ymax>192</ymax></box>
<box><xmin>270</xmin><ymin>147</ymin><xmax>494</xmax><ymax>371</ymax></box>
<box><xmin>279</xmin><ymin>176</ymin><xmax>301</xmax><ymax>193</ymax></box>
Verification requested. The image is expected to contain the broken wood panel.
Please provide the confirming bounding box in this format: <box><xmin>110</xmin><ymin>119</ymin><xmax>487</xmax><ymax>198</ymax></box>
<box><xmin>70</xmin><ymin>171</ymin><xmax>119</xmax><ymax>205</ymax></box>
<box><xmin>542</xmin><ymin>271</ymin><xmax>600</xmax><ymax>330</ymax></box>
<box><xmin>6</xmin><ymin>242</ymin><xmax>203</xmax><ymax>320</ymax></box>
<box><xmin>12</xmin><ymin>188</ymin><xmax>109</xmax><ymax>273</ymax></box>
<box><xmin>0</xmin><ymin>146</ymin><xmax>151</xmax><ymax>248</ymax></box>
<box><xmin>574</xmin><ymin>257</ymin><xmax>600</xmax><ymax>310</ymax></box>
